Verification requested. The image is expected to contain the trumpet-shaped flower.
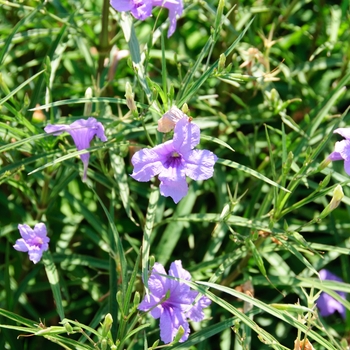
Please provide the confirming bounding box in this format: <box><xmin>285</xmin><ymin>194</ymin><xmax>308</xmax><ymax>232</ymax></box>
<box><xmin>138</xmin><ymin>260</ymin><xmax>211</xmax><ymax>344</ymax></box>
<box><xmin>44</xmin><ymin>118</ymin><xmax>107</xmax><ymax>181</ymax></box>
<box><xmin>316</xmin><ymin>269</ymin><xmax>347</xmax><ymax>319</ymax></box>
<box><xmin>152</xmin><ymin>0</ymin><xmax>183</xmax><ymax>37</ymax></box>
<box><xmin>328</xmin><ymin>128</ymin><xmax>350</xmax><ymax>175</ymax></box>
<box><xmin>14</xmin><ymin>223</ymin><xmax>50</xmax><ymax>264</ymax></box>
<box><xmin>131</xmin><ymin>117</ymin><xmax>218</xmax><ymax>203</ymax></box>
<box><xmin>110</xmin><ymin>0</ymin><xmax>153</xmax><ymax>20</ymax></box>
<box><xmin>110</xmin><ymin>0</ymin><xmax>183</xmax><ymax>37</ymax></box>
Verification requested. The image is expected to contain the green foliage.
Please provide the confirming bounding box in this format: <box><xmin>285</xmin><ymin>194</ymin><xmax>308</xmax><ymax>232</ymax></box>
<box><xmin>1</xmin><ymin>0</ymin><xmax>350</xmax><ymax>349</ymax></box>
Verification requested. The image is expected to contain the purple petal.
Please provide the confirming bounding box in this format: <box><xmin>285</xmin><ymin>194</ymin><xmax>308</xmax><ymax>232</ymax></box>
<box><xmin>168</xmin><ymin>260</ymin><xmax>191</xmax><ymax>281</ymax></box>
<box><xmin>334</xmin><ymin>128</ymin><xmax>350</xmax><ymax>140</ymax></box>
<box><xmin>34</xmin><ymin>223</ymin><xmax>48</xmax><ymax>238</ymax></box>
<box><xmin>138</xmin><ymin>294</ymin><xmax>163</xmax><ymax>318</ymax></box>
<box><xmin>68</xmin><ymin>118</ymin><xmax>107</xmax><ymax>151</ymax></box>
<box><xmin>159</xmin><ymin>176</ymin><xmax>188</xmax><ymax>203</ymax></box>
<box><xmin>173</xmin><ymin>118</ymin><xmax>200</xmax><ymax>154</ymax></box>
<box><xmin>28</xmin><ymin>247</ymin><xmax>43</xmax><ymax>264</ymax></box>
<box><xmin>131</xmin><ymin>1</ymin><xmax>153</xmax><ymax>20</ymax></box>
<box><xmin>44</xmin><ymin>124</ymin><xmax>70</xmax><ymax>136</ymax></box>
<box><xmin>186</xmin><ymin>294</ymin><xmax>211</xmax><ymax>322</ymax></box>
<box><xmin>159</xmin><ymin>307</ymin><xmax>190</xmax><ymax>343</ymax></box>
<box><xmin>317</xmin><ymin>292</ymin><xmax>346</xmax><ymax>319</ymax></box>
<box><xmin>13</xmin><ymin>238</ymin><xmax>29</xmax><ymax>252</ymax></box>
<box><xmin>336</xmin><ymin>140</ymin><xmax>350</xmax><ymax>161</ymax></box>
<box><xmin>328</xmin><ymin>151</ymin><xmax>343</xmax><ymax>161</ymax></box>
<box><xmin>152</xmin><ymin>0</ymin><xmax>183</xmax><ymax>37</ymax></box>
<box><xmin>148</xmin><ymin>263</ymin><xmax>169</xmax><ymax>298</ymax></box>
<box><xmin>131</xmin><ymin>148</ymin><xmax>164</xmax><ymax>181</ymax></box>
<box><xmin>184</xmin><ymin>149</ymin><xmax>218</xmax><ymax>180</ymax></box>
<box><xmin>18</xmin><ymin>224</ymin><xmax>34</xmax><ymax>240</ymax></box>
<box><xmin>344</xmin><ymin>160</ymin><xmax>350</xmax><ymax>175</ymax></box>
<box><xmin>110</xmin><ymin>0</ymin><xmax>133</xmax><ymax>12</ymax></box>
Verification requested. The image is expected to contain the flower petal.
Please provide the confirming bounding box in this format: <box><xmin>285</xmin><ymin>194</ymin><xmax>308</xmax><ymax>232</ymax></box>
<box><xmin>328</xmin><ymin>151</ymin><xmax>343</xmax><ymax>161</ymax></box>
<box><xmin>44</xmin><ymin>124</ymin><xmax>70</xmax><ymax>135</ymax></box>
<box><xmin>173</xmin><ymin>118</ymin><xmax>200</xmax><ymax>154</ymax></box>
<box><xmin>159</xmin><ymin>307</ymin><xmax>190</xmax><ymax>343</ymax></box>
<box><xmin>131</xmin><ymin>1</ymin><xmax>153</xmax><ymax>20</ymax></box>
<box><xmin>334</xmin><ymin>128</ymin><xmax>350</xmax><ymax>140</ymax></box>
<box><xmin>152</xmin><ymin>0</ymin><xmax>183</xmax><ymax>37</ymax></box>
<box><xmin>13</xmin><ymin>238</ymin><xmax>29</xmax><ymax>252</ymax></box>
<box><xmin>28</xmin><ymin>247</ymin><xmax>43</xmax><ymax>264</ymax></box>
<box><xmin>110</xmin><ymin>0</ymin><xmax>133</xmax><ymax>12</ymax></box>
<box><xmin>18</xmin><ymin>224</ymin><xmax>34</xmax><ymax>240</ymax></box>
<box><xmin>131</xmin><ymin>148</ymin><xmax>164</xmax><ymax>181</ymax></box>
<box><xmin>159</xmin><ymin>169</ymin><xmax>188</xmax><ymax>204</ymax></box>
<box><xmin>186</xmin><ymin>293</ymin><xmax>211</xmax><ymax>322</ymax></box>
<box><xmin>148</xmin><ymin>263</ymin><xmax>169</xmax><ymax>298</ymax></box>
<box><xmin>184</xmin><ymin>149</ymin><xmax>218</xmax><ymax>180</ymax></box>
<box><xmin>34</xmin><ymin>223</ymin><xmax>48</xmax><ymax>238</ymax></box>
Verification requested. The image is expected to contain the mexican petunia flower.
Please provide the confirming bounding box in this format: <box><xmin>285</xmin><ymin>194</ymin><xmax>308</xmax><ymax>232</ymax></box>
<box><xmin>110</xmin><ymin>0</ymin><xmax>183</xmax><ymax>37</ymax></box>
<box><xmin>152</xmin><ymin>0</ymin><xmax>183</xmax><ymax>37</ymax></box>
<box><xmin>316</xmin><ymin>269</ymin><xmax>347</xmax><ymax>319</ymax></box>
<box><xmin>138</xmin><ymin>260</ymin><xmax>211</xmax><ymax>344</ymax></box>
<box><xmin>328</xmin><ymin>128</ymin><xmax>350</xmax><ymax>175</ymax></box>
<box><xmin>44</xmin><ymin>118</ymin><xmax>107</xmax><ymax>182</ymax></box>
<box><xmin>110</xmin><ymin>0</ymin><xmax>153</xmax><ymax>20</ymax></box>
<box><xmin>131</xmin><ymin>117</ymin><xmax>218</xmax><ymax>203</ymax></box>
<box><xmin>14</xmin><ymin>223</ymin><xmax>50</xmax><ymax>264</ymax></box>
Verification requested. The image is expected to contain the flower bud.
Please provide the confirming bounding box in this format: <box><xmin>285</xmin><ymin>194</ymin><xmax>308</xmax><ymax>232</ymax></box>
<box><xmin>133</xmin><ymin>291</ymin><xmax>140</xmax><ymax>307</ymax></box>
<box><xmin>125</xmin><ymin>82</ymin><xmax>137</xmax><ymax>113</ymax></box>
<box><xmin>218</xmin><ymin>53</ymin><xmax>226</xmax><ymax>72</ymax></box>
<box><xmin>101</xmin><ymin>338</ymin><xmax>108</xmax><ymax>350</ymax></box>
<box><xmin>171</xmin><ymin>325</ymin><xmax>185</xmax><ymax>344</ymax></box>
<box><xmin>329</xmin><ymin>184</ymin><xmax>344</xmax><ymax>210</ymax></box>
<box><xmin>101</xmin><ymin>313</ymin><xmax>113</xmax><ymax>338</ymax></box>
<box><xmin>63</xmin><ymin>322</ymin><xmax>73</xmax><ymax>334</ymax></box>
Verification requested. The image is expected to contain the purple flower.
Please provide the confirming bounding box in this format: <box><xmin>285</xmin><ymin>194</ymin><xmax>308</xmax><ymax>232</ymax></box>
<box><xmin>328</xmin><ymin>128</ymin><xmax>350</xmax><ymax>175</ymax></box>
<box><xmin>44</xmin><ymin>118</ymin><xmax>107</xmax><ymax>182</ymax></box>
<box><xmin>14</xmin><ymin>223</ymin><xmax>50</xmax><ymax>264</ymax></box>
<box><xmin>131</xmin><ymin>117</ymin><xmax>218</xmax><ymax>203</ymax></box>
<box><xmin>110</xmin><ymin>0</ymin><xmax>153</xmax><ymax>20</ymax></box>
<box><xmin>138</xmin><ymin>260</ymin><xmax>211</xmax><ymax>344</ymax></box>
<box><xmin>316</xmin><ymin>269</ymin><xmax>347</xmax><ymax>319</ymax></box>
<box><xmin>152</xmin><ymin>0</ymin><xmax>183</xmax><ymax>37</ymax></box>
<box><xmin>110</xmin><ymin>0</ymin><xmax>183</xmax><ymax>37</ymax></box>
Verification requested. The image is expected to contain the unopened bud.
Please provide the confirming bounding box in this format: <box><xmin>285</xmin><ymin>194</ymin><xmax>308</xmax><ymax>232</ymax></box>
<box><xmin>218</xmin><ymin>53</ymin><xmax>226</xmax><ymax>72</ymax></box>
<box><xmin>101</xmin><ymin>338</ymin><xmax>108</xmax><ymax>350</ymax></box>
<box><xmin>181</xmin><ymin>103</ymin><xmax>189</xmax><ymax>114</ymax></box>
<box><xmin>133</xmin><ymin>291</ymin><xmax>140</xmax><ymax>307</ymax></box>
<box><xmin>171</xmin><ymin>325</ymin><xmax>185</xmax><ymax>344</ymax></box>
<box><xmin>329</xmin><ymin>184</ymin><xmax>344</xmax><ymax>210</ymax></box>
<box><xmin>101</xmin><ymin>313</ymin><xmax>113</xmax><ymax>338</ymax></box>
<box><xmin>125</xmin><ymin>82</ymin><xmax>137</xmax><ymax>113</ymax></box>
<box><xmin>63</xmin><ymin>322</ymin><xmax>73</xmax><ymax>334</ymax></box>
<box><xmin>157</xmin><ymin>106</ymin><xmax>186</xmax><ymax>133</ymax></box>
<box><xmin>84</xmin><ymin>87</ymin><xmax>93</xmax><ymax>116</ymax></box>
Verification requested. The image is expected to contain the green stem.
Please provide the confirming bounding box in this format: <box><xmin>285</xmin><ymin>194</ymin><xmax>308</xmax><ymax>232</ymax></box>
<box><xmin>98</xmin><ymin>0</ymin><xmax>111</xmax><ymax>83</ymax></box>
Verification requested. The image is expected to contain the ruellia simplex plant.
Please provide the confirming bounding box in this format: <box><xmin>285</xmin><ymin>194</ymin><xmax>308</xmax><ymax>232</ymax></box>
<box><xmin>1</xmin><ymin>0</ymin><xmax>350</xmax><ymax>349</ymax></box>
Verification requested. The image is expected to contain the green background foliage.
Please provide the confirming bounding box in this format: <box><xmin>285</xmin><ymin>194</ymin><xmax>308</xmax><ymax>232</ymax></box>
<box><xmin>1</xmin><ymin>0</ymin><xmax>350</xmax><ymax>349</ymax></box>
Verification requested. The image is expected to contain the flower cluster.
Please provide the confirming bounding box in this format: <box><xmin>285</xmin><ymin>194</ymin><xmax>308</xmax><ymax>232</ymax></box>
<box><xmin>138</xmin><ymin>260</ymin><xmax>211</xmax><ymax>343</ymax></box>
<box><xmin>110</xmin><ymin>0</ymin><xmax>183</xmax><ymax>37</ymax></box>
<box><xmin>14</xmin><ymin>223</ymin><xmax>50</xmax><ymax>264</ymax></box>
<box><xmin>45</xmin><ymin>117</ymin><xmax>108</xmax><ymax>182</ymax></box>
<box><xmin>316</xmin><ymin>269</ymin><xmax>347</xmax><ymax>319</ymax></box>
<box><xmin>131</xmin><ymin>112</ymin><xmax>218</xmax><ymax>203</ymax></box>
